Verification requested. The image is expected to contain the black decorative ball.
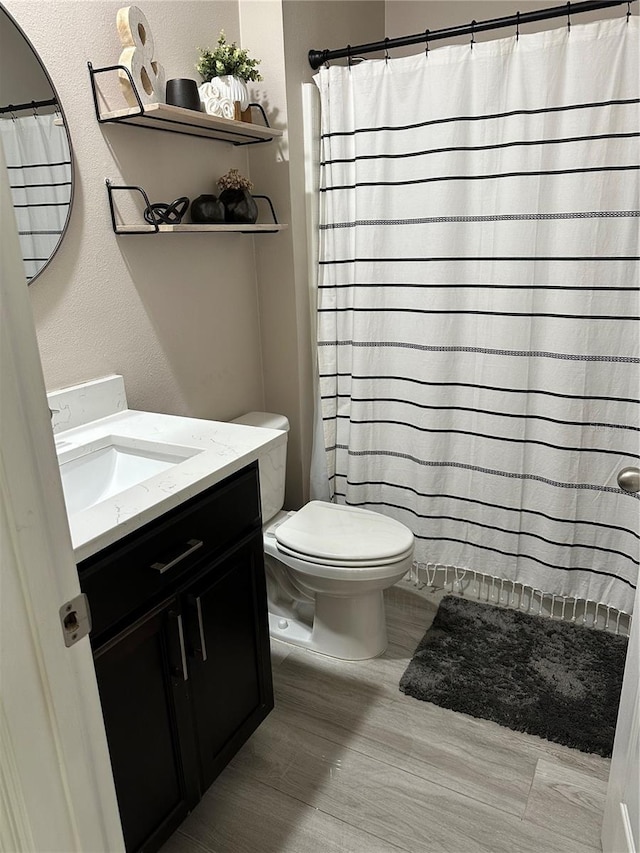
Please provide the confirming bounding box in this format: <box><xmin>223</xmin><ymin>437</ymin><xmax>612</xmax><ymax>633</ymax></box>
<box><xmin>190</xmin><ymin>194</ymin><xmax>225</xmax><ymax>224</ymax></box>
<box><xmin>219</xmin><ymin>188</ymin><xmax>258</xmax><ymax>225</ymax></box>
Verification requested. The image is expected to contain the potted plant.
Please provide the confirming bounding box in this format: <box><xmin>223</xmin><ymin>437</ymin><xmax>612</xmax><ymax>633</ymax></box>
<box><xmin>196</xmin><ymin>31</ymin><xmax>262</xmax><ymax>120</ymax></box>
<box><xmin>217</xmin><ymin>169</ymin><xmax>257</xmax><ymax>224</ymax></box>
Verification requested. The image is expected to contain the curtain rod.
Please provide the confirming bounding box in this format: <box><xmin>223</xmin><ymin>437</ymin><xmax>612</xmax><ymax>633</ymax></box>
<box><xmin>0</xmin><ymin>97</ymin><xmax>58</xmax><ymax>115</ymax></box>
<box><xmin>308</xmin><ymin>0</ymin><xmax>632</xmax><ymax>69</ymax></box>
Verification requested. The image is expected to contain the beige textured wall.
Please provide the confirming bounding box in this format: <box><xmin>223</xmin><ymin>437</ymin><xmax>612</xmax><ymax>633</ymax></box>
<box><xmin>241</xmin><ymin>0</ymin><xmax>385</xmax><ymax>507</ymax></box>
<box><xmin>6</xmin><ymin>0</ymin><xmax>265</xmax><ymax>424</ymax></box>
<box><xmin>385</xmin><ymin>0</ymin><xmax>634</xmax><ymax>51</ymax></box>
<box><xmin>5</xmin><ymin>0</ymin><xmax>385</xmax><ymax>509</ymax></box>
<box><xmin>241</xmin><ymin>0</ymin><xmax>304</xmax><ymax>507</ymax></box>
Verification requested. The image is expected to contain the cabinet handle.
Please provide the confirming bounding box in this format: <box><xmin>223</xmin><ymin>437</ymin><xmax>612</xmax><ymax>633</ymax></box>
<box><xmin>171</xmin><ymin>611</ymin><xmax>189</xmax><ymax>682</ymax></box>
<box><xmin>150</xmin><ymin>538</ymin><xmax>203</xmax><ymax>574</ymax></box>
<box><xmin>193</xmin><ymin>596</ymin><xmax>208</xmax><ymax>662</ymax></box>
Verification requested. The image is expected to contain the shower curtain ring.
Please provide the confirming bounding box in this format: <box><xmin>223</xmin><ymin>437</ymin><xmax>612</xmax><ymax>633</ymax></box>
<box><xmin>516</xmin><ymin>11</ymin><xmax>520</xmax><ymax>41</ymax></box>
<box><xmin>470</xmin><ymin>19</ymin><xmax>476</xmax><ymax>49</ymax></box>
<box><xmin>347</xmin><ymin>44</ymin><xmax>352</xmax><ymax>69</ymax></box>
<box><xmin>567</xmin><ymin>2</ymin><xmax>571</xmax><ymax>32</ymax></box>
<box><xmin>627</xmin><ymin>0</ymin><xmax>631</xmax><ymax>22</ymax></box>
<box><xmin>425</xmin><ymin>30</ymin><xmax>430</xmax><ymax>57</ymax></box>
<box><xmin>384</xmin><ymin>37</ymin><xmax>390</xmax><ymax>63</ymax></box>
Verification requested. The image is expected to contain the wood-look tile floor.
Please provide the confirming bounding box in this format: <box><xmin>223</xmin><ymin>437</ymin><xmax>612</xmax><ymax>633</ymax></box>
<box><xmin>161</xmin><ymin>586</ymin><xmax>610</xmax><ymax>853</ymax></box>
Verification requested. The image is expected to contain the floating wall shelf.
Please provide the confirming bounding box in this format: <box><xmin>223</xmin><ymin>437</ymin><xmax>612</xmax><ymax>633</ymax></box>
<box><xmin>88</xmin><ymin>62</ymin><xmax>283</xmax><ymax>146</ymax></box>
<box><xmin>114</xmin><ymin>223</ymin><xmax>288</xmax><ymax>234</ymax></box>
<box><xmin>106</xmin><ymin>181</ymin><xmax>287</xmax><ymax>235</ymax></box>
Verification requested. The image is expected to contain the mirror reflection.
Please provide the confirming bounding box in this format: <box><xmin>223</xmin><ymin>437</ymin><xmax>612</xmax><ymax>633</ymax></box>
<box><xmin>0</xmin><ymin>5</ymin><xmax>73</xmax><ymax>284</ymax></box>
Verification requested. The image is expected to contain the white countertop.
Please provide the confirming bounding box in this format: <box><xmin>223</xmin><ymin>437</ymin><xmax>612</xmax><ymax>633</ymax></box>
<box><xmin>57</xmin><ymin>409</ymin><xmax>285</xmax><ymax>563</ymax></box>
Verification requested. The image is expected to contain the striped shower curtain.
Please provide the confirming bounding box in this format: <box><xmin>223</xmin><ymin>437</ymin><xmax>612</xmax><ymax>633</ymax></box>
<box><xmin>314</xmin><ymin>17</ymin><xmax>639</xmax><ymax>615</ymax></box>
<box><xmin>0</xmin><ymin>113</ymin><xmax>72</xmax><ymax>282</ymax></box>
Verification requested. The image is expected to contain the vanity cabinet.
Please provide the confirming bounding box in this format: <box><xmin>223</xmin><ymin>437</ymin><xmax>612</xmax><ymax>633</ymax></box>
<box><xmin>78</xmin><ymin>463</ymin><xmax>273</xmax><ymax>853</ymax></box>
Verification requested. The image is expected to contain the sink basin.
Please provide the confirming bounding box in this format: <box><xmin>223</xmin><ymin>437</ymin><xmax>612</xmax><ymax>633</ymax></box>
<box><xmin>59</xmin><ymin>435</ymin><xmax>202</xmax><ymax>515</ymax></box>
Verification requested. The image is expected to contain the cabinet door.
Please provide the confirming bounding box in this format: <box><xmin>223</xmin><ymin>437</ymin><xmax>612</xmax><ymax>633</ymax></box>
<box><xmin>185</xmin><ymin>532</ymin><xmax>274</xmax><ymax>791</ymax></box>
<box><xmin>93</xmin><ymin>600</ymin><xmax>199</xmax><ymax>853</ymax></box>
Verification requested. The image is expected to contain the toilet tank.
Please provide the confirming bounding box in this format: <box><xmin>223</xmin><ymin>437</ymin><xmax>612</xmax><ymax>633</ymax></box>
<box><xmin>231</xmin><ymin>412</ymin><xmax>289</xmax><ymax>523</ymax></box>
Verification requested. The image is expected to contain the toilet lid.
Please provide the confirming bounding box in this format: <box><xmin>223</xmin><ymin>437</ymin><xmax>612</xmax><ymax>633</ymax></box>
<box><xmin>274</xmin><ymin>501</ymin><xmax>414</xmax><ymax>564</ymax></box>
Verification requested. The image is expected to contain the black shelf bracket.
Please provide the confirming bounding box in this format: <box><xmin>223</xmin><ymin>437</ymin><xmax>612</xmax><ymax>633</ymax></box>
<box><xmin>245</xmin><ymin>195</ymin><xmax>280</xmax><ymax>233</ymax></box>
<box><xmin>106</xmin><ymin>179</ymin><xmax>159</xmax><ymax>234</ymax></box>
<box><xmin>233</xmin><ymin>104</ymin><xmax>274</xmax><ymax>145</ymax></box>
<box><xmin>88</xmin><ymin>62</ymin><xmax>145</xmax><ymax>122</ymax></box>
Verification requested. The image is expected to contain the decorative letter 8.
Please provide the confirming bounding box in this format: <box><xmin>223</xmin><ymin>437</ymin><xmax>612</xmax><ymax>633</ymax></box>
<box><xmin>117</xmin><ymin>6</ymin><xmax>166</xmax><ymax>106</ymax></box>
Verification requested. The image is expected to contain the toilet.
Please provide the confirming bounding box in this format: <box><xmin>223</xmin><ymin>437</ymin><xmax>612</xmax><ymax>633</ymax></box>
<box><xmin>233</xmin><ymin>412</ymin><xmax>415</xmax><ymax>660</ymax></box>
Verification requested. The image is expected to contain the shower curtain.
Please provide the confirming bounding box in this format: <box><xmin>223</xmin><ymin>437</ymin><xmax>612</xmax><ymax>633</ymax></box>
<box><xmin>314</xmin><ymin>17</ymin><xmax>639</xmax><ymax>615</ymax></box>
<box><xmin>0</xmin><ymin>113</ymin><xmax>72</xmax><ymax>282</ymax></box>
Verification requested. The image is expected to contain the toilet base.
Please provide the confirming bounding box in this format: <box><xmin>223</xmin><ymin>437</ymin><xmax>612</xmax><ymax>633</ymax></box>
<box><xmin>268</xmin><ymin>589</ymin><xmax>388</xmax><ymax>660</ymax></box>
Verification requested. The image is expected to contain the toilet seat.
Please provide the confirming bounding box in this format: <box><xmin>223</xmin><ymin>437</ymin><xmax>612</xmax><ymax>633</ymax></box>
<box><xmin>274</xmin><ymin>542</ymin><xmax>414</xmax><ymax>567</ymax></box>
<box><xmin>274</xmin><ymin>501</ymin><xmax>414</xmax><ymax>567</ymax></box>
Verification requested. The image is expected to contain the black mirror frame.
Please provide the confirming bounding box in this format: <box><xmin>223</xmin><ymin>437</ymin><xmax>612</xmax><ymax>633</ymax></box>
<box><xmin>1</xmin><ymin>2</ymin><xmax>75</xmax><ymax>285</ymax></box>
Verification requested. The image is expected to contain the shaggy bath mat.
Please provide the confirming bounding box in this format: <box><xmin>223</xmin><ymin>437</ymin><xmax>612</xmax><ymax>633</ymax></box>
<box><xmin>399</xmin><ymin>596</ymin><xmax>628</xmax><ymax>757</ymax></box>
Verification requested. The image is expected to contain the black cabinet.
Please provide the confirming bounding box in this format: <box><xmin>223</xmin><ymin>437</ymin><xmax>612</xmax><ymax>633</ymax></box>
<box><xmin>79</xmin><ymin>464</ymin><xmax>273</xmax><ymax>853</ymax></box>
<box><xmin>185</xmin><ymin>535</ymin><xmax>272</xmax><ymax>791</ymax></box>
<box><xmin>93</xmin><ymin>600</ymin><xmax>199</xmax><ymax>852</ymax></box>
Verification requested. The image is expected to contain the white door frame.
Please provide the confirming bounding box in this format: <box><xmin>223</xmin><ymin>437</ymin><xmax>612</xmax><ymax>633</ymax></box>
<box><xmin>602</xmin><ymin>579</ymin><xmax>639</xmax><ymax>853</ymax></box>
<box><xmin>0</xmin><ymin>142</ymin><xmax>124</xmax><ymax>851</ymax></box>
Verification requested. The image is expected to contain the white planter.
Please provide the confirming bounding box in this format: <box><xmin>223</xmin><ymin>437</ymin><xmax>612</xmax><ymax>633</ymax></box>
<box><xmin>198</xmin><ymin>76</ymin><xmax>249</xmax><ymax>119</ymax></box>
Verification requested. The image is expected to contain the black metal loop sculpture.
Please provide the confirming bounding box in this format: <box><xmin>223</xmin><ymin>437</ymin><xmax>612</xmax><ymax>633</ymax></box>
<box><xmin>143</xmin><ymin>196</ymin><xmax>190</xmax><ymax>225</ymax></box>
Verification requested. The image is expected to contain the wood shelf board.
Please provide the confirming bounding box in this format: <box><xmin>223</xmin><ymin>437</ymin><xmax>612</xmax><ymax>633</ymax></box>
<box><xmin>115</xmin><ymin>223</ymin><xmax>288</xmax><ymax>234</ymax></box>
<box><xmin>99</xmin><ymin>102</ymin><xmax>282</xmax><ymax>142</ymax></box>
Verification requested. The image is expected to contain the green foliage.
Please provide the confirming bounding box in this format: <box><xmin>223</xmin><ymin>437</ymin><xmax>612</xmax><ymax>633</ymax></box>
<box><xmin>197</xmin><ymin>31</ymin><xmax>262</xmax><ymax>83</ymax></box>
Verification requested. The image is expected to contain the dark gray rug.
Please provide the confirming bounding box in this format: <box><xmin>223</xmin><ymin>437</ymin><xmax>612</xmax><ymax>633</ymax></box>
<box><xmin>399</xmin><ymin>596</ymin><xmax>628</xmax><ymax>757</ymax></box>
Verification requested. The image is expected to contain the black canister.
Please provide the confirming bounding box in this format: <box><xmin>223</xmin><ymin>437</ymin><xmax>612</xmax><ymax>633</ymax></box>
<box><xmin>165</xmin><ymin>78</ymin><xmax>201</xmax><ymax>111</ymax></box>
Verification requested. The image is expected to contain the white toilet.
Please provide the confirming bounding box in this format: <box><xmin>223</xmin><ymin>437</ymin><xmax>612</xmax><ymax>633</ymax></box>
<box><xmin>233</xmin><ymin>412</ymin><xmax>415</xmax><ymax>660</ymax></box>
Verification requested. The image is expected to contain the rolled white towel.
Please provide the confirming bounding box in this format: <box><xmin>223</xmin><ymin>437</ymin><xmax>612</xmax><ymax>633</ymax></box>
<box><xmin>199</xmin><ymin>80</ymin><xmax>239</xmax><ymax>119</ymax></box>
<box><xmin>218</xmin><ymin>98</ymin><xmax>235</xmax><ymax>120</ymax></box>
<box><xmin>198</xmin><ymin>77</ymin><xmax>249</xmax><ymax>113</ymax></box>
<box><xmin>198</xmin><ymin>81</ymin><xmax>215</xmax><ymax>102</ymax></box>
<box><xmin>201</xmin><ymin>96</ymin><xmax>235</xmax><ymax>119</ymax></box>
<box><xmin>202</xmin><ymin>96</ymin><xmax>221</xmax><ymax>115</ymax></box>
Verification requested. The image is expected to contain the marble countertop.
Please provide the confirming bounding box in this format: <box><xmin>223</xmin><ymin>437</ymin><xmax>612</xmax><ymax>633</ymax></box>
<box><xmin>57</xmin><ymin>409</ymin><xmax>285</xmax><ymax>563</ymax></box>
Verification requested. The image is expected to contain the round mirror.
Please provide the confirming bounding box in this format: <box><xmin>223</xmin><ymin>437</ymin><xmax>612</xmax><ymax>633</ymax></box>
<box><xmin>0</xmin><ymin>5</ymin><xmax>73</xmax><ymax>284</ymax></box>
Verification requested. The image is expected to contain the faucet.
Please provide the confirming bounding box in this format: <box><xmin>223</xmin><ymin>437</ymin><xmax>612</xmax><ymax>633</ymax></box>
<box><xmin>49</xmin><ymin>407</ymin><xmax>60</xmax><ymax>420</ymax></box>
